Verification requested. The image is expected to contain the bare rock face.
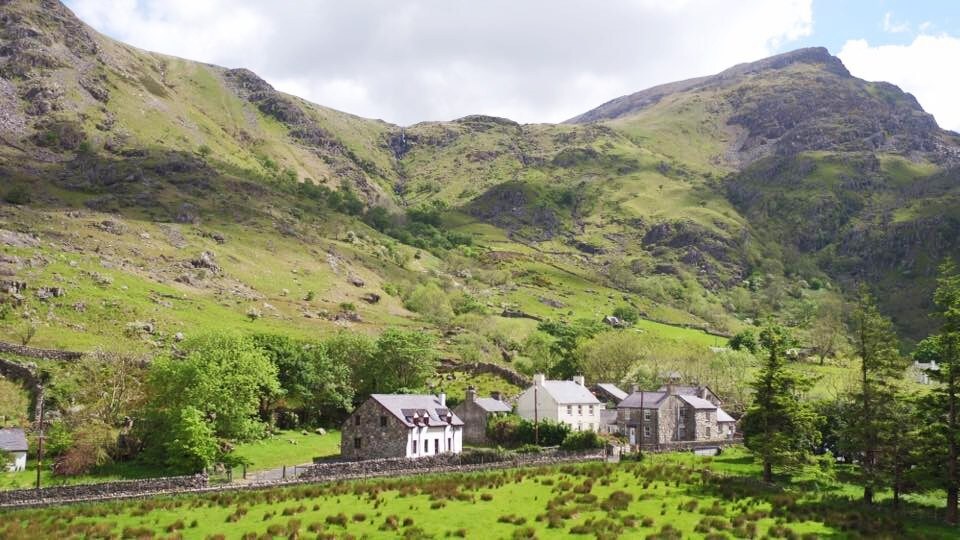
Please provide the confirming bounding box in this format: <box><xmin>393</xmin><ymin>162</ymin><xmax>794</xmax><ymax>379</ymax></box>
<box><xmin>0</xmin><ymin>229</ymin><xmax>40</xmax><ymax>248</ymax></box>
<box><xmin>191</xmin><ymin>251</ymin><xmax>221</xmax><ymax>274</ymax></box>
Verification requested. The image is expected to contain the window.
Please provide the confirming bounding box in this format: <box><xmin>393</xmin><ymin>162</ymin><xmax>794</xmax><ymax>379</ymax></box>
<box><xmin>643</xmin><ymin>410</ymin><xmax>652</xmax><ymax>421</ymax></box>
<box><xmin>705</xmin><ymin>427</ymin><xmax>711</xmax><ymax>438</ymax></box>
<box><xmin>679</xmin><ymin>408</ymin><xmax>688</xmax><ymax>419</ymax></box>
<box><xmin>578</xmin><ymin>405</ymin><xmax>583</xmax><ymax>416</ymax></box>
<box><xmin>588</xmin><ymin>405</ymin><xmax>594</xmax><ymax>415</ymax></box>
<box><xmin>380</xmin><ymin>415</ymin><xmax>387</xmax><ymax>427</ymax></box>
<box><xmin>355</xmin><ymin>416</ymin><xmax>361</xmax><ymax>425</ymax></box>
<box><xmin>643</xmin><ymin>426</ymin><xmax>652</xmax><ymax>438</ymax></box>
<box><xmin>567</xmin><ymin>405</ymin><xmax>572</xmax><ymax>415</ymax></box>
<box><xmin>411</xmin><ymin>440</ymin><xmax>418</xmax><ymax>454</ymax></box>
<box><xmin>577</xmin><ymin>423</ymin><xmax>582</xmax><ymax>431</ymax></box>
<box><xmin>434</xmin><ymin>439</ymin><xmax>440</xmax><ymax>454</ymax></box>
<box><xmin>354</xmin><ymin>437</ymin><xmax>362</xmax><ymax>449</ymax></box>
<box><xmin>447</xmin><ymin>438</ymin><xmax>452</xmax><ymax>451</ymax></box>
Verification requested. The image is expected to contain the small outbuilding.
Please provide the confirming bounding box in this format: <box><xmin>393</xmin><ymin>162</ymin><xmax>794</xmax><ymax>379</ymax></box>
<box><xmin>453</xmin><ymin>387</ymin><xmax>512</xmax><ymax>444</ymax></box>
<box><xmin>0</xmin><ymin>428</ymin><xmax>28</xmax><ymax>472</ymax></box>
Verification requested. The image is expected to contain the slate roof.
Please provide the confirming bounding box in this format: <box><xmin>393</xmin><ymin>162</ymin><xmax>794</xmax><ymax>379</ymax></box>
<box><xmin>539</xmin><ymin>381</ymin><xmax>601</xmax><ymax>405</ymax></box>
<box><xmin>600</xmin><ymin>408</ymin><xmax>618</xmax><ymax>425</ymax></box>
<box><xmin>0</xmin><ymin>428</ymin><xmax>28</xmax><ymax>452</ymax></box>
<box><xmin>717</xmin><ymin>407</ymin><xmax>736</xmax><ymax>423</ymax></box>
<box><xmin>474</xmin><ymin>397</ymin><xmax>512</xmax><ymax>413</ymax></box>
<box><xmin>618</xmin><ymin>391</ymin><xmax>667</xmax><ymax>409</ymax></box>
<box><xmin>596</xmin><ymin>383</ymin><xmax>627</xmax><ymax>401</ymax></box>
<box><xmin>371</xmin><ymin>394</ymin><xmax>465</xmax><ymax>428</ymax></box>
<box><xmin>678</xmin><ymin>394</ymin><xmax>717</xmax><ymax>410</ymax></box>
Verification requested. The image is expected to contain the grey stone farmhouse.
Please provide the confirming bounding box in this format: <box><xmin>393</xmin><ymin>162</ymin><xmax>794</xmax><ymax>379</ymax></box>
<box><xmin>452</xmin><ymin>387</ymin><xmax>511</xmax><ymax>444</ymax></box>
<box><xmin>616</xmin><ymin>385</ymin><xmax>736</xmax><ymax>447</ymax></box>
<box><xmin>341</xmin><ymin>394</ymin><xmax>464</xmax><ymax>460</ymax></box>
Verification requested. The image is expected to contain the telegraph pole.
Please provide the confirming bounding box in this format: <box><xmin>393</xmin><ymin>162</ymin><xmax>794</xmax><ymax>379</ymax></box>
<box><xmin>35</xmin><ymin>385</ymin><xmax>45</xmax><ymax>490</ymax></box>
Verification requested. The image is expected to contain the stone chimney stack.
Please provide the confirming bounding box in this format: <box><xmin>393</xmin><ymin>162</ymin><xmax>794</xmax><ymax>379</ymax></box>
<box><xmin>533</xmin><ymin>373</ymin><xmax>545</xmax><ymax>386</ymax></box>
<box><xmin>630</xmin><ymin>383</ymin><xmax>639</xmax><ymax>394</ymax></box>
<box><xmin>466</xmin><ymin>386</ymin><xmax>477</xmax><ymax>403</ymax></box>
<box><xmin>439</xmin><ymin>392</ymin><xmax>446</xmax><ymax>407</ymax></box>
<box><xmin>490</xmin><ymin>391</ymin><xmax>502</xmax><ymax>401</ymax></box>
<box><xmin>573</xmin><ymin>375</ymin><xmax>585</xmax><ymax>386</ymax></box>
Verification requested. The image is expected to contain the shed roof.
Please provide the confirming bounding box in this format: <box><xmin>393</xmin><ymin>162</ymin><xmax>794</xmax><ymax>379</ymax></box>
<box><xmin>539</xmin><ymin>380</ymin><xmax>601</xmax><ymax>405</ymax></box>
<box><xmin>596</xmin><ymin>383</ymin><xmax>627</xmax><ymax>401</ymax></box>
<box><xmin>717</xmin><ymin>407</ymin><xmax>736</xmax><ymax>423</ymax></box>
<box><xmin>618</xmin><ymin>391</ymin><xmax>667</xmax><ymax>409</ymax></box>
<box><xmin>370</xmin><ymin>394</ymin><xmax>464</xmax><ymax>428</ymax></box>
<box><xmin>474</xmin><ymin>397</ymin><xmax>512</xmax><ymax>413</ymax></box>
<box><xmin>0</xmin><ymin>428</ymin><xmax>28</xmax><ymax>452</ymax></box>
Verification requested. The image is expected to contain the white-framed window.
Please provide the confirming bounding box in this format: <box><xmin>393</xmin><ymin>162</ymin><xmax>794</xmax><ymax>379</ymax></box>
<box><xmin>588</xmin><ymin>405</ymin><xmax>594</xmax><ymax>415</ymax></box>
<box><xmin>411</xmin><ymin>440</ymin><xmax>418</xmax><ymax>454</ymax></box>
<box><xmin>643</xmin><ymin>425</ymin><xmax>652</xmax><ymax>438</ymax></box>
<box><xmin>578</xmin><ymin>405</ymin><xmax>583</xmax><ymax>416</ymax></box>
<box><xmin>643</xmin><ymin>410</ymin><xmax>652</xmax><ymax>421</ymax></box>
<box><xmin>567</xmin><ymin>405</ymin><xmax>572</xmax><ymax>415</ymax></box>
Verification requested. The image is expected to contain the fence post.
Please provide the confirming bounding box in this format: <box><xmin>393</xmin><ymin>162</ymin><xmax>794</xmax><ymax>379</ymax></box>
<box><xmin>282</xmin><ymin>465</ymin><xmax>286</xmax><ymax>480</ymax></box>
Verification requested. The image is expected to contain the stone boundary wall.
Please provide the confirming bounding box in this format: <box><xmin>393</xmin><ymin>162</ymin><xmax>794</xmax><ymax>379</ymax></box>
<box><xmin>0</xmin><ymin>474</ymin><xmax>208</xmax><ymax>507</ymax></box>
<box><xmin>0</xmin><ymin>450</ymin><xmax>604</xmax><ymax>509</ymax></box>
<box><xmin>458</xmin><ymin>361</ymin><xmax>531</xmax><ymax>389</ymax></box>
<box><xmin>0</xmin><ymin>356</ymin><xmax>39</xmax><ymax>387</ymax></box>
<box><xmin>0</xmin><ymin>341</ymin><xmax>84</xmax><ymax>361</ymax></box>
<box><xmin>638</xmin><ymin>438</ymin><xmax>743</xmax><ymax>453</ymax></box>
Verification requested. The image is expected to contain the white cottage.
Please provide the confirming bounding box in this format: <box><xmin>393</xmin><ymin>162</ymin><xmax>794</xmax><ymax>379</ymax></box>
<box><xmin>341</xmin><ymin>394</ymin><xmax>464</xmax><ymax>460</ymax></box>
<box><xmin>0</xmin><ymin>428</ymin><xmax>28</xmax><ymax>472</ymax></box>
<box><xmin>517</xmin><ymin>374</ymin><xmax>603</xmax><ymax>432</ymax></box>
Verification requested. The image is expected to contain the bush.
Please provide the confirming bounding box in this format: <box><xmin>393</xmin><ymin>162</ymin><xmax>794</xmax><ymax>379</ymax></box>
<box><xmin>611</xmin><ymin>305</ymin><xmax>639</xmax><ymax>324</ymax></box>
<box><xmin>3</xmin><ymin>185</ymin><xmax>30</xmax><ymax>205</ymax></box>
<box><xmin>486</xmin><ymin>415</ymin><xmax>570</xmax><ymax>447</ymax></box>
<box><xmin>560</xmin><ymin>430</ymin><xmax>604</xmax><ymax>451</ymax></box>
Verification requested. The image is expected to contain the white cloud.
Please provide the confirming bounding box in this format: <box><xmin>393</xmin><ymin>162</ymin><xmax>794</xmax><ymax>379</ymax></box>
<box><xmin>839</xmin><ymin>34</ymin><xmax>960</xmax><ymax>132</ymax></box>
<box><xmin>66</xmin><ymin>0</ymin><xmax>812</xmax><ymax>125</ymax></box>
<box><xmin>882</xmin><ymin>12</ymin><xmax>911</xmax><ymax>34</ymax></box>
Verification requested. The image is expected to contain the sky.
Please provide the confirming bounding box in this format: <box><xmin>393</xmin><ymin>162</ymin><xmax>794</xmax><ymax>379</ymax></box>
<box><xmin>65</xmin><ymin>0</ymin><xmax>960</xmax><ymax>130</ymax></box>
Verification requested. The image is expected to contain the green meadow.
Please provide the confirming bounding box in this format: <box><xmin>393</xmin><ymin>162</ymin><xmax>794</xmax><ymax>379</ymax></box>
<box><xmin>1</xmin><ymin>448</ymin><xmax>955</xmax><ymax>539</ymax></box>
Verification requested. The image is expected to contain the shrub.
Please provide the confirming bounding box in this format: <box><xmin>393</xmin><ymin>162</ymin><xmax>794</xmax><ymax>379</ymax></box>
<box><xmin>560</xmin><ymin>430</ymin><xmax>604</xmax><ymax>451</ymax></box>
<box><xmin>3</xmin><ymin>185</ymin><xmax>30</xmax><ymax>205</ymax></box>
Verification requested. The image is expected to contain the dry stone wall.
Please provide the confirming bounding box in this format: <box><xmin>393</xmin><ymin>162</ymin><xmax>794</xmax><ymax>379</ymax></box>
<box><xmin>0</xmin><ymin>474</ymin><xmax>207</xmax><ymax>506</ymax></box>
<box><xmin>0</xmin><ymin>341</ymin><xmax>83</xmax><ymax>361</ymax></box>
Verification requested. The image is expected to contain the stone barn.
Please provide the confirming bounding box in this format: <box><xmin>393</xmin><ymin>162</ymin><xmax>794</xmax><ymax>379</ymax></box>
<box><xmin>341</xmin><ymin>394</ymin><xmax>464</xmax><ymax>461</ymax></box>
<box><xmin>452</xmin><ymin>387</ymin><xmax>511</xmax><ymax>444</ymax></box>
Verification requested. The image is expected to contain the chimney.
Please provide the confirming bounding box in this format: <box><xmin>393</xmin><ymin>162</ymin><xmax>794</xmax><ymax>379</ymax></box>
<box><xmin>466</xmin><ymin>386</ymin><xmax>477</xmax><ymax>403</ymax></box>
<box><xmin>666</xmin><ymin>383</ymin><xmax>675</xmax><ymax>395</ymax></box>
<box><xmin>533</xmin><ymin>373</ymin><xmax>545</xmax><ymax>387</ymax></box>
<box><xmin>490</xmin><ymin>391</ymin><xmax>502</xmax><ymax>401</ymax></box>
<box><xmin>630</xmin><ymin>384</ymin><xmax>639</xmax><ymax>394</ymax></box>
<box><xmin>573</xmin><ymin>375</ymin><xmax>585</xmax><ymax>386</ymax></box>
<box><xmin>439</xmin><ymin>392</ymin><xmax>446</xmax><ymax>407</ymax></box>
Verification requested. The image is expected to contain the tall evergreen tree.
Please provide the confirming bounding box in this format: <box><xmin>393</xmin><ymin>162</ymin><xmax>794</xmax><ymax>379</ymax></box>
<box><xmin>841</xmin><ymin>287</ymin><xmax>907</xmax><ymax>504</ymax></box>
<box><xmin>741</xmin><ymin>325</ymin><xmax>820</xmax><ymax>482</ymax></box>
<box><xmin>916</xmin><ymin>261</ymin><xmax>960</xmax><ymax>523</ymax></box>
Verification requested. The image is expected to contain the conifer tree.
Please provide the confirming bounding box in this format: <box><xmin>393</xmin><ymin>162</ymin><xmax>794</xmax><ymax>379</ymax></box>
<box><xmin>841</xmin><ymin>287</ymin><xmax>907</xmax><ymax>504</ymax></box>
<box><xmin>916</xmin><ymin>262</ymin><xmax>960</xmax><ymax>523</ymax></box>
<box><xmin>741</xmin><ymin>324</ymin><xmax>820</xmax><ymax>482</ymax></box>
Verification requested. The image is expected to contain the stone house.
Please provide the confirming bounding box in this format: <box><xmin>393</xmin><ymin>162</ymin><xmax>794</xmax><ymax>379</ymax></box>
<box><xmin>452</xmin><ymin>387</ymin><xmax>512</xmax><ymax>444</ymax></box>
<box><xmin>517</xmin><ymin>374</ymin><xmax>603</xmax><ymax>432</ymax></box>
<box><xmin>0</xmin><ymin>428</ymin><xmax>28</xmax><ymax>471</ymax></box>
<box><xmin>616</xmin><ymin>385</ymin><xmax>736</xmax><ymax>446</ymax></box>
<box><xmin>341</xmin><ymin>394</ymin><xmax>464</xmax><ymax>461</ymax></box>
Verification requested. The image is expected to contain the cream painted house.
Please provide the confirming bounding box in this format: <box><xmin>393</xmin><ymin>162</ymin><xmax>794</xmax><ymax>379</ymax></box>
<box><xmin>517</xmin><ymin>374</ymin><xmax>603</xmax><ymax>432</ymax></box>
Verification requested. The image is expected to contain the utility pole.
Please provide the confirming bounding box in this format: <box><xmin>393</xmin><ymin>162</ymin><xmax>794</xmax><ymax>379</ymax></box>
<box><xmin>35</xmin><ymin>385</ymin><xmax>45</xmax><ymax>490</ymax></box>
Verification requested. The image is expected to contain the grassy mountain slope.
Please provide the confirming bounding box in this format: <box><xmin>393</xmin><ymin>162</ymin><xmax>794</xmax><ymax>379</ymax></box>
<box><xmin>2</xmin><ymin>0</ymin><xmax>957</xmax><ymax>360</ymax></box>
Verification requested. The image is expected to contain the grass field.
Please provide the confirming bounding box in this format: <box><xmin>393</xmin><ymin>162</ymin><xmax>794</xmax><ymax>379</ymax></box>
<box><xmin>231</xmin><ymin>430</ymin><xmax>342</xmax><ymax>472</ymax></box>
<box><xmin>1</xmin><ymin>448</ymin><xmax>955</xmax><ymax>539</ymax></box>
